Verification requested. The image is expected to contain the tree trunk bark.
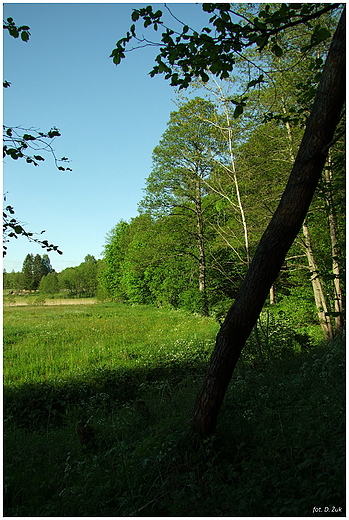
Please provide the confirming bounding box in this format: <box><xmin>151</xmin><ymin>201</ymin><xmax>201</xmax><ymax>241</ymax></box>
<box><xmin>302</xmin><ymin>219</ymin><xmax>334</xmax><ymax>340</ymax></box>
<box><xmin>191</xmin><ymin>9</ymin><xmax>345</xmax><ymax>437</ymax></box>
<box><xmin>324</xmin><ymin>155</ymin><xmax>344</xmax><ymax>332</ymax></box>
<box><xmin>195</xmin><ymin>177</ymin><xmax>208</xmax><ymax>316</ymax></box>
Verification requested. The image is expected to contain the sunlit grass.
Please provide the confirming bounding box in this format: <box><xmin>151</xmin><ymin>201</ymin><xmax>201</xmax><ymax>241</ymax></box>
<box><xmin>3</xmin><ymin>302</ymin><xmax>219</xmax><ymax>387</ymax></box>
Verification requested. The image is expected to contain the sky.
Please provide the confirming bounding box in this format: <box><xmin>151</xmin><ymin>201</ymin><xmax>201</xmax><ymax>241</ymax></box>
<box><xmin>3</xmin><ymin>1</ymin><xmax>214</xmax><ymax>273</ymax></box>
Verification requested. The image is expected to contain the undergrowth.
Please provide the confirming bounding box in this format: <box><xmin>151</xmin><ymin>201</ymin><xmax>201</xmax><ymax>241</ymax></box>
<box><xmin>3</xmin><ymin>303</ymin><xmax>345</xmax><ymax>516</ymax></box>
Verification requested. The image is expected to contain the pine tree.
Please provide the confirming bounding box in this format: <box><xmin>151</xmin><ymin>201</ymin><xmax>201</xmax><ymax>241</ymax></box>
<box><xmin>21</xmin><ymin>253</ymin><xmax>34</xmax><ymax>290</ymax></box>
<box><xmin>42</xmin><ymin>254</ymin><xmax>53</xmax><ymax>276</ymax></box>
<box><xmin>32</xmin><ymin>254</ymin><xmax>44</xmax><ymax>290</ymax></box>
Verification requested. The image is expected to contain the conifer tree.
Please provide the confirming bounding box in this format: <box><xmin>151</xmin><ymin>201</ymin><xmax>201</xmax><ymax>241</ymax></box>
<box><xmin>32</xmin><ymin>254</ymin><xmax>44</xmax><ymax>290</ymax></box>
<box><xmin>21</xmin><ymin>253</ymin><xmax>34</xmax><ymax>290</ymax></box>
<box><xmin>42</xmin><ymin>254</ymin><xmax>53</xmax><ymax>276</ymax></box>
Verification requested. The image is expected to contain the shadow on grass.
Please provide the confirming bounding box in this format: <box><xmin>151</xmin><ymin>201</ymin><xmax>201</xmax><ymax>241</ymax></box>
<box><xmin>4</xmin><ymin>357</ymin><xmax>209</xmax><ymax>430</ymax></box>
<box><xmin>3</xmin><ymin>337</ymin><xmax>346</xmax><ymax>517</ymax></box>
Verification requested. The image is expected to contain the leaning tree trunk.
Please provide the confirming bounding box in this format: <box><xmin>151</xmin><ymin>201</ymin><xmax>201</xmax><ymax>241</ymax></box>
<box><xmin>191</xmin><ymin>9</ymin><xmax>345</xmax><ymax>437</ymax></box>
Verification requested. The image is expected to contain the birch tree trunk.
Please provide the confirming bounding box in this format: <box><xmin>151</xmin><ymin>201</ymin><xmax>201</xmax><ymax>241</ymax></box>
<box><xmin>302</xmin><ymin>219</ymin><xmax>334</xmax><ymax>340</ymax></box>
<box><xmin>324</xmin><ymin>154</ymin><xmax>344</xmax><ymax>332</ymax></box>
<box><xmin>281</xmin><ymin>93</ymin><xmax>334</xmax><ymax>340</ymax></box>
<box><xmin>195</xmin><ymin>176</ymin><xmax>208</xmax><ymax>316</ymax></box>
<box><xmin>191</xmin><ymin>9</ymin><xmax>345</xmax><ymax>437</ymax></box>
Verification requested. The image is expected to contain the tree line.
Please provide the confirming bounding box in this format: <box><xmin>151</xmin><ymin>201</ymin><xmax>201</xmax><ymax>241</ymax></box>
<box><xmin>3</xmin><ymin>254</ymin><xmax>104</xmax><ymax>298</ymax></box>
<box><xmin>101</xmin><ymin>6</ymin><xmax>344</xmax><ymax>340</ymax></box>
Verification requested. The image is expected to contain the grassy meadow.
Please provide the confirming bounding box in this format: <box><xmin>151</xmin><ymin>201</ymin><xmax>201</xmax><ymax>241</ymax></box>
<box><xmin>4</xmin><ymin>300</ymin><xmax>345</xmax><ymax>516</ymax></box>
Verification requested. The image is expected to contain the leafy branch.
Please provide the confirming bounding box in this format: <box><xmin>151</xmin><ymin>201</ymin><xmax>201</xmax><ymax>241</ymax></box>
<box><xmin>111</xmin><ymin>2</ymin><xmax>339</xmax><ymax>92</ymax></box>
<box><xmin>3</xmin><ymin>196</ymin><xmax>63</xmax><ymax>257</ymax></box>
<box><xmin>3</xmin><ymin>126</ymin><xmax>72</xmax><ymax>171</ymax></box>
<box><xmin>3</xmin><ymin>16</ymin><xmax>30</xmax><ymax>41</ymax></box>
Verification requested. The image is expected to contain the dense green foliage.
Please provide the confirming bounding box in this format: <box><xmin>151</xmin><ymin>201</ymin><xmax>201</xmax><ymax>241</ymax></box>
<box><xmin>100</xmin><ymin>90</ymin><xmax>344</xmax><ymax>333</ymax></box>
<box><xmin>102</xmin><ymin>4</ymin><xmax>345</xmax><ymax>338</ymax></box>
<box><xmin>112</xmin><ymin>3</ymin><xmax>337</xmax><ymax>91</ymax></box>
<box><xmin>17</xmin><ymin>253</ymin><xmax>53</xmax><ymax>290</ymax></box>
<box><xmin>3</xmin><ymin>303</ymin><xmax>345</xmax><ymax>516</ymax></box>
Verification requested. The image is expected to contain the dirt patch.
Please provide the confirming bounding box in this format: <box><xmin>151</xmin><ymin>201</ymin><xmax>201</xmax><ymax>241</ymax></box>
<box><xmin>4</xmin><ymin>298</ymin><xmax>97</xmax><ymax>307</ymax></box>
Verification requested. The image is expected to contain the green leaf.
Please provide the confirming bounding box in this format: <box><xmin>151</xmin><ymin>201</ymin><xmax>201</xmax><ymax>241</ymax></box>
<box><xmin>200</xmin><ymin>71</ymin><xmax>209</xmax><ymax>82</ymax></box>
<box><xmin>271</xmin><ymin>44</ymin><xmax>283</xmax><ymax>57</ymax></box>
<box><xmin>131</xmin><ymin>10</ymin><xmax>139</xmax><ymax>22</ymax></box>
<box><xmin>233</xmin><ymin>105</ymin><xmax>244</xmax><ymax>118</ymax></box>
<box><xmin>21</xmin><ymin>31</ymin><xmax>29</xmax><ymax>42</ymax></box>
<box><xmin>247</xmin><ymin>75</ymin><xmax>264</xmax><ymax>88</ymax></box>
<box><xmin>47</xmin><ymin>129</ymin><xmax>61</xmax><ymax>138</ymax></box>
<box><xmin>202</xmin><ymin>4</ymin><xmax>215</xmax><ymax>12</ymax></box>
<box><xmin>9</xmin><ymin>27</ymin><xmax>19</xmax><ymax>38</ymax></box>
<box><xmin>312</xmin><ymin>26</ymin><xmax>331</xmax><ymax>45</ymax></box>
<box><xmin>254</xmin><ymin>35</ymin><xmax>268</xmax><ymax>49</ymax></box>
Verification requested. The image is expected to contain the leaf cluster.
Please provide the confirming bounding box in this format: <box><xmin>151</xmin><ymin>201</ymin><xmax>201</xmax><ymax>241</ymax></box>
<box><xmin>3</xmin><ymin>17</ymin><xmax>30</xmax><ymax>42</ymax></box>
<box><xmin>3</xmin><ymin>126</ymin><xmax>72</xmax><ymax>171</ymax></box>
<box><xmin>3</xmin><ymin>202</ymin><xmax>62</xmax><ymax>257</ymax></box>
<box><xmin>110</xmin><ymin>3</ymin><xmax>339</xmax><ymax>95</ymax></box>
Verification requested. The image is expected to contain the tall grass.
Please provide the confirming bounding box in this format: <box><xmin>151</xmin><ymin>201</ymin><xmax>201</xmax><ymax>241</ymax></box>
<box><xmin>4</xmin><ymin>303</ymin><xmax>218</xmax><ymax>386</ymax></box>
<box><xmin>3</xmin><ymin>302</ymin><xmax>345</xmax><ymax>516</ymax></box>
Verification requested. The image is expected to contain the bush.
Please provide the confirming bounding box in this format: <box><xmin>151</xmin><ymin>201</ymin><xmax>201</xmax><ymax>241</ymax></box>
<box><xmin>242</xmin><ymin>308</ymin><xmax>312</xmax><ymax>364</ymax></box>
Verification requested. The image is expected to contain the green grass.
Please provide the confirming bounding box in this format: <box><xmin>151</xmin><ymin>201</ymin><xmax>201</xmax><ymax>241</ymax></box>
<box><xmin>4</xmin><ymin>302</ymin><xmax>217</xmax><ymax>385</ymax></box>
<box><xmin>3</xmin><ymin>301</ymin><xmax>345</xmax><ymax>516</ymax></box>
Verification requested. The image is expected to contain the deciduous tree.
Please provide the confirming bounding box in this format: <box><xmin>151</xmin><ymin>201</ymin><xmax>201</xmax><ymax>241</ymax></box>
<box><xmin>140</xmin><ymin>98</ymin><xmax>223</xmax><ymax>315</ymax></box>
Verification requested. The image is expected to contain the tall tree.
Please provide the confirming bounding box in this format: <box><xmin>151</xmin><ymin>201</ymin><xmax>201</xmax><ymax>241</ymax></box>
<box><xmin>42</xmin><ymin>254</ymin><xmax>53</xmax><ymax>276</ymax></box>
<box><xmin>115</xmin><ymin>3</ymin><xmax>345</xmax><ymax>436</ymax></box>
<box><xmin>323</xmin><ymin>152</ymin><xmax>345</xmax><ymax>331</ymax></box>
<box><xmin>100</xmin><ymin>220</ymin><xmax>129</xmax><ymax>300</ymax></box>
<box><xmin>191</xmin><ymin>9</ymin><xmax>345</xmax><ymax>436</ymax></box>
<box><xmin>32</xmin><ymin>254</ymin><xmax>44</xmax><ymax>290</ymax></box>
<box><xmin>140</xmin><ymin>98</ymin><xmax>222</xmax><ymax>315</ymax></box>
<box><xmin>39</xmin><ymin>271</ymin><xmax>60</xmax><ymax>295</ymax></box>
<box><xmin>79</xmin><ymin>255</ymin><xmax>98</xmax><ymax>297</ymax></box>
<box><xmin>21</xmin><ymin>253</ymin><xmax>34</xmax><ymax>290</ymax></box>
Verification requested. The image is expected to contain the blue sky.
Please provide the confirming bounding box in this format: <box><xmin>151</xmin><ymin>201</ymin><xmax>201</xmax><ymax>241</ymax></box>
<box><xmin>3</xmin><ymin>2</ymin><xmax>213</xmax><ymax>272</ymax></box>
